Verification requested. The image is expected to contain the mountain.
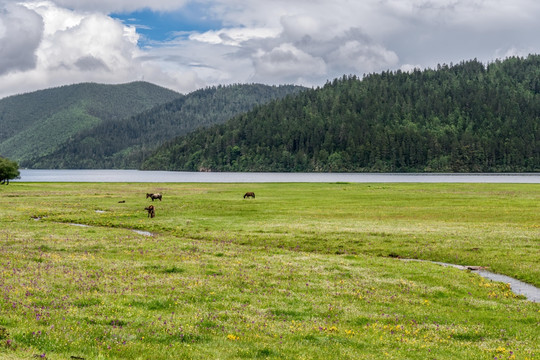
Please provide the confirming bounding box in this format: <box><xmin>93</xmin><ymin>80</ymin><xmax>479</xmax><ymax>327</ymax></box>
<box><xmin>142</xmin><ymin>55</ymin><xmax>540</xmax><ymax>172</ymax></box>
<box><xmin>29</xmin><ymin>84</ymin><xmax>306</xmax><ymax>169</ymax></box>
<box><xmin>0</xmin><ymin>82</ymin><xmax>181</xmax><ymax>165</ymax></box>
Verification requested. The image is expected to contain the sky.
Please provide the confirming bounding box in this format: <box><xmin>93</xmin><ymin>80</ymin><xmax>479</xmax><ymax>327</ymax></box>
<box><xmin>1</xmin><ymin>0</ymin><xmax>539</xmax><ymax>99</ymax></box>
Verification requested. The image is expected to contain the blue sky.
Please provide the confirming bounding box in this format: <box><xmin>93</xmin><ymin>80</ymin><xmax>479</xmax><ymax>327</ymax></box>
<box><xmin>111</xmin><ymin>5</ymin><xmax>223</xmax><ymax>45</ymax></box>
<box><xmin>1</xmin><ymin>0</ymin><xmax>540</xmax><ymax>98</ymax></box>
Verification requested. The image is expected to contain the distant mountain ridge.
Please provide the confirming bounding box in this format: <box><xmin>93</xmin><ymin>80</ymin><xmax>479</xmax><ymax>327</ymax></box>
<box><xmin>142</xmin><ymin>55</ymin><xmax>540</xmax><ymax>172</ymax></box>
<box><xmin>29</xmin><ymin>84</ymin><xmax>306</xmax><ymax>169</ymax></box>
<box><xmin>0</xmin><ymin>82</ymin><xmax>181</xmax><ymax>165</ymax></box>
<box><xmin>4</xmin><ymin>56</ymin><xmax>538</xmax><ymax>173</ymax></box>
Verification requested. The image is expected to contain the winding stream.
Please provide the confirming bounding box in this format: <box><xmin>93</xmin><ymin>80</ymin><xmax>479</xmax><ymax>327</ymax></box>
<box><xmin>68</xmin><ymin>222</ymin><xmax>153</xmax><ymax>237</ymax></box>
<box><xmin>54</xmin><ymin>222</ymin><xmax>540</xmax><ymax>303</ymax></box>
<box><xmin>402</xmin><ymin>259</ymin><xmax>540</xmax><ymax>303</ymax></box>
<box><xmin>474</xmin><ymin>269</ymin><xmax>540</xmax><ymax>303</ymax></box>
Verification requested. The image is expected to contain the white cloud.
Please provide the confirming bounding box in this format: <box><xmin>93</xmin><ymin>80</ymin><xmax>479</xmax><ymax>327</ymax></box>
<box><xmin>27</xmin><ymin>6</ymin><xmax>136</xmax><ymax>71</ymax></box>
<box><xmin>252</xmin><ymin>43</ymin><xmax>327</xmax><ymax>81</ymax></box>
<box><xmin>280</xmin><ymin>15</ymin><xmax>322</xmax><ymax>42</ymax></box>
<box><xmin>1</xmin><ymin>0</ymin><xmax>540</xmax><ymax>98</ymax></box>
<box><xmin>168</xmin><ymin>2</ymin><xmax>403</xmax><ymax>87</ymax></box>
<box><xmin>23</xmin><ymin>1</ymin><xmax>83</xmax><ymax>35</ymax></box>
<box><xmin>400</xmin><ymin>63</ymin><xmax>422</xmax><ymax>73</ymax></box>
<box><xmin>189</xmin><ymin>27</ymin><xmax>280</xmax><ymax>46</ymax></box>
<box><xmin>0</xmin><ymin>1</ymin><xmax>192</xmax><ymax>97</ymax></box>
<box><xmin>43</xmin><ymin>0</ymin><xmax>189</xmax><ymax>12</ymax></box>
<box><xmin>327</xmin><ymin>40</ymin><xmax>399</xmax><ymax>74</ymax></box>
<box><xmin>0</xmin><ymin>2</ymin><xmax>43</xmax><ymax>75</ymax></box>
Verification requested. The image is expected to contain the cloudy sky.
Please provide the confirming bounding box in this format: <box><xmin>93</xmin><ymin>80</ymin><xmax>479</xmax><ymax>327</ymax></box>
<box><xmin>1</xmin><ymin>0</ymin><xmax>539</xmax><ymax>99</ymax></box>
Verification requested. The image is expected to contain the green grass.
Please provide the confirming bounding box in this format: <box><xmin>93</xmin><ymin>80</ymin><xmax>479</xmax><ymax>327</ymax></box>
<box><xmin>0</xmin><ymin>182</ymin><xmax>538</xmax><ymax>359</ymax></box>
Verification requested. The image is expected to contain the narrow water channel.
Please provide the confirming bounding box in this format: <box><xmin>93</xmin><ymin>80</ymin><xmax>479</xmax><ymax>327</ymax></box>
<box><xmin>402</xmin><ymin>259</ymin><xmax>540</xmax><ymax>303</ymax></box>
<box><xmin>474</xmin><ymin>269</ymin><xmax>540</xmax><ymax>303</ymax></box>
<box><xmin>55</xmin><ymin>223</ymin><xmax>540</xmax><ymax>303</ymax></box>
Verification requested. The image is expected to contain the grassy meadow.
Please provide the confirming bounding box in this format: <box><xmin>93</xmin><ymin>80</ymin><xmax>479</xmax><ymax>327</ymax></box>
<box><xmin>0</xmin><ymin>182</ymin><xmax>538</xmax><ymax>359</ymax></box>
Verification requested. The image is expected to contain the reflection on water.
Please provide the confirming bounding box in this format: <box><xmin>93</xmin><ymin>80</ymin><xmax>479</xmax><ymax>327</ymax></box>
<box><xmin>15</xmin><ymin>169</ymin><xmax>540</xmax><ymax>183</ymax></box>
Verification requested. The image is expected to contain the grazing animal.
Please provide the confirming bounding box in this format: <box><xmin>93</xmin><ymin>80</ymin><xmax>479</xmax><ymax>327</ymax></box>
<box><xmin>243</xmin><ymin>192</ymin><xmax>255</xmax><ymax>199</ymax></box>
<box><xmin>144</xmin><ymin>205</ymin><xmax>155</xmax><ymax>218</ymax></box>
<box><xmin>146</xmin><ymin>193</ymin><xmax>162</xmax><ymax>201</ymax></box>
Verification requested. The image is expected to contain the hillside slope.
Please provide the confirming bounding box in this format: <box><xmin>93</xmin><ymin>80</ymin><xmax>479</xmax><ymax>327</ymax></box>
<box><xmin>0</xmin><ymin>82</ymin><xmax>181</xmax><ymax>164</ymax></box>
<box><xmin>142</xmin><ymin>55</ymin><xmax>540</xmax><ymax>172</ymax></box>
<box><xmin>30</xmin><ymin>84</ymin><xmax>306</xmax><ymax>169</ymax></box>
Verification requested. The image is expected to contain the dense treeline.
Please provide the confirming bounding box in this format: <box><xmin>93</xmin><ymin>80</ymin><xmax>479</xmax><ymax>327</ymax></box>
<box><xmin>30</xmin><ymin>84</ymin><xmax>305</xmax><ymax>169</ymax></box>
<box><xmin>143</xmin><ymin>55</ymin><xmax>540</xmax><ymax>172</ymax></box>
<box><xmin>0</xmin><ymin>82</ymin><xmax>180</xmax><ymax>164</ymax></box>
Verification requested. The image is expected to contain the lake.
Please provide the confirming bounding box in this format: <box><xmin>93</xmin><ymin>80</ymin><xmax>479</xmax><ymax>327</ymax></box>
<box><xmin>14</xmin><ymin>169</ymin><xmax>540</xmax><ymax>183</ymax></box>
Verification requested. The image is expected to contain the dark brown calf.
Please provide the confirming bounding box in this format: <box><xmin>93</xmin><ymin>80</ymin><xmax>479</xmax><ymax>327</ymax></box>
<box><xmin>144</xmin><ymin>205</ymin><xmax>155</xmax><ymax>218</ymax></box>
<box><xmin>243</xmin><ymin>192</ymin><xmax>255</xmax><ymax>199</ymax></box>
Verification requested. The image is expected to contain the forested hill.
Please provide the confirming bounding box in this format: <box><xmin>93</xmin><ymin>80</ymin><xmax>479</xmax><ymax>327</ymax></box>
<box><xmin>142</xmin><ymin>55</ymin><xmax>540</xmax><ymax>172</ymax></box>
<box><xmin>30</xmin><ymin>84</ymin><xmax>306</xmax><ymax>169</ymax></box>
<box><xmin>0</xmin><ymin>82</ymin><xmax>181</xmax><ymax>165</ymax></box>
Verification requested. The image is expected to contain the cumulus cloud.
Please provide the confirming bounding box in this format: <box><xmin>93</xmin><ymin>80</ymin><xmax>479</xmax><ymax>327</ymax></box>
<box><xmin>189</xmin><ymin>27</ymin><xmax>280</xmax><ymax>46</ymax></box>
<box><xmin>196</xmin><ymin>0</ymin><xmax>538</xmax><ymax>86</ymax></box>
<box><xmin>182</xmin><ymin>6</ymin><xmax>402</xmax><ymax>86</ymax></box>
<box><xmin>239</xmin><ymin>25</ymin><xmax>399</xmax><ymax>84</ymax></box>
<box><xmin>280</xmin><ymin>14</ymin><xmax>321</xmax><ymax>42</ymax></box>
<box><xmin>327</xmin><ymin>39</ymin><xmax>399</xmax><ymax>74</ymax></box>
<box><xmin>45</xmin><ymin>0</ymin><xmax>189</xmax><ymax>13</ymax></box>
<box><xmin>74</xmin><ymin>55</ymin><xmax>110</xmax><ymax>71</ymax></box>
<box><xmin>0</xmin><ymin>2</ymin><xmax>43</xmax><ymax>75</ymax></box>
<box><xmin>0</xmin><ymin>1</ymin><xmax>198</xmax><ymax>98</ymax></box>
<box><xmin>252</xmin><ymin>43</ymin><xmax>327</xmax><ymax>81</ymax></box>
<box><xmin>1</xmin><ymin>0</ymin><xmax>540</xmax><ymax>98</ymax></box>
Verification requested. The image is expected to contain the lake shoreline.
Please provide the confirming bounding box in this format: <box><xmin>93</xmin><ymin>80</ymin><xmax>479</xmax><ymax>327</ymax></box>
<box><xmin>13</xmin><ymin>169</ymin><xmax>540</xmax><ymax>183</ymax></box>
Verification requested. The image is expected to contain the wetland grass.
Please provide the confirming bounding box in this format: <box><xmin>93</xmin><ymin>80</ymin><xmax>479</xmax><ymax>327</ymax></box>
<box><xmin>0</xmin><ymin>182</ymin><xmax>538</xmax><ymax>359</ymax></box>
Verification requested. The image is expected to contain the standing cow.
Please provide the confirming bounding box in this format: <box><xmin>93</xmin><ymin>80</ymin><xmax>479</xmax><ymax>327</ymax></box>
<box><xmin>146</xmin><ymin>193</ymin><xmax>162</xmax><ymax>201</ymax></box>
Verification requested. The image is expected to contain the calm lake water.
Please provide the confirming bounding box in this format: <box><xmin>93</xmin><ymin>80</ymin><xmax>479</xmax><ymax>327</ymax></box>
<box><xmin>14</xmin><ymin>169</ymin><xmax>540</xmax><ymax>183</ymax></box>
